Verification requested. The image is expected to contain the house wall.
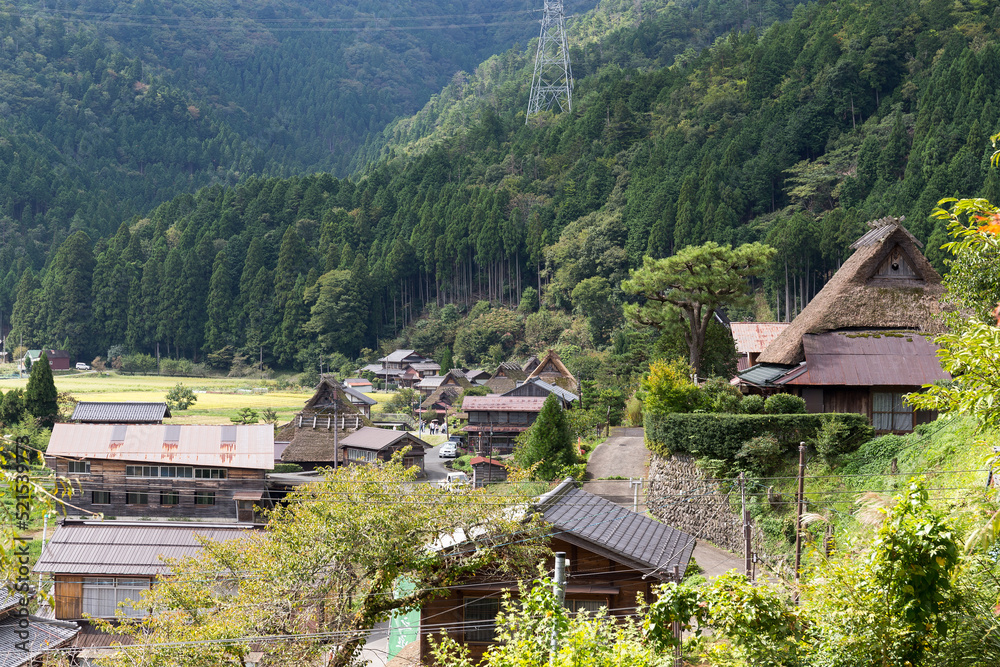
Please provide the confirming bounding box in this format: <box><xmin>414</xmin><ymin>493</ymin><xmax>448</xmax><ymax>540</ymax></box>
<box><xmin>419</xmin><ymin>538</ymin><xmax>657</xmax><ymax>665</ymax></box>
<box><xmin>785</xmin><ymin>385</ymin><xmax>936</xmax><ymax>433</ymax></box>
<box><xmin>48</xmin><ymin>458</ymin><xmax>266</xmax><ymax>520</ymax></box>
<box><xmin>54</xmin><ymin>576</ymin><xmax>82</xmax><ymax>620</ymax></box>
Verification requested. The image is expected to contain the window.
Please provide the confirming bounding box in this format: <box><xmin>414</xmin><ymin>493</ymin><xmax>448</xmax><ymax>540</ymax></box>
<box><xmin>125</xmin><ymin>492</ymin><xmax>148</xmax><ymax>505</ymax></box>
<box><xmin>194</xmin><ymin>491</ymin><xmax>216</xmax><ymax>506</ymax></box>
<box><xmin>347</xmin><ymin>448</ymin><xmax>377</xmax><ymax>463</ymax></box>
<box><xmin>194</xmin><ymin>468</ymin><xmax>227</xmax><ymax>479</ymax></box>
<box><xmin>126</xmin><ymin>466</ymin><xmax>193</xmax><ymax>478</ymax></box>
<box><xmin>872</xmin><ymin>392</ymin><xmax>913</xmax><ymax>432</ymax></box>
<box><xmin>567</xmin><ymin>599</ymin><xmax>605</xmax><ymax>614</ymax></box>
<box><xmin>82</xmin><ymin>578</ymin><xmax>150</xmax><ymax>618</ymax></box>
<box><xmin>510</xmin><ymin>412</ymin><xmax>527</xmax><ymax>424</ymax></box>
<box><xmin>92</xmin><ymin>491</ymin><xmax>111</xmax><ymax>505</ymax></box>
<box><xmin>160</xmin><ymin>491</ymin><xmax>179</xmax><ymax>506</ymax></box>
<box><xmin>68</xmin><ymin>461</ymin><xmax>90</xmax><ymax>474</ymax></box>
<box><xmin>464</xmin><ymin>597</ymin><xmax>500</xmax><ymax>642</ymax></box>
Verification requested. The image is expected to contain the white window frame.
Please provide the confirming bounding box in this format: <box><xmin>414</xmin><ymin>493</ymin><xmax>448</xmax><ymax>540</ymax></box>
<box><xmin>81</xmin><ymin>577</ymin><xmax>150</xmax><ymax>618</ymax></box>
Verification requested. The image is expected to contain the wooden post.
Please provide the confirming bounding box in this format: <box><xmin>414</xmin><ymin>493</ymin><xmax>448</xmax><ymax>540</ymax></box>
<box><xmin>794</xmin><ymin>442</ymin><xmax>806</xmax><ymax>598</ymax></box>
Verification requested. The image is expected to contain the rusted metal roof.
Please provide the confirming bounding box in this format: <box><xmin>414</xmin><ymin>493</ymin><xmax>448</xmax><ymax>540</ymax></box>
<box><xmin>779</xmin><ymin>331</ymin><xmax>950</xmax><ymax>386</ymax></box>
<box><xmin>470</xmin><ymin>457</ymin><xmax>505</xmax><ymax>466</ymax></box>
<box><xmin>536</xmin><ymin>480</ymin><xmax>694</xmax><ymax>580</ymax></box>
<box><xmin>34</xmin><ymin>520</ymin><xmax>258</xmax><ymax>577</ymax></box>
<box><xmin>339</xmin><ymin>426</ymin><xmax>428</xmax><ymax>452</ymax></box>
<box><xmin>71</xmin><ymin>401</ymin><xmax>172</xmax><ymax>423</ymax></box>
<box><xmin>462</xmin><ymin>396</ymin><xmax>547</xmax><ymax>412</ymax></box>
<box><xmin>730</xmin><ymin>322</ymin><xmax>790</xmax><ymax>354</ymax></box>
<box><xmin>47</xmin><ymin>424</ymin><xmax>274</xmax><ymax>469</ymax></box>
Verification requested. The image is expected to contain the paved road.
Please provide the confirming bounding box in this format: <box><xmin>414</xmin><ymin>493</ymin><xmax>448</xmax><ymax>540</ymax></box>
<box><xmin>584</xmin><ymin>427</ymin><xmax>649</xmax><ymax>509</ymax></box>
<box><xmin>422</xmin><ymin>441</ymin><xmax>456</xmax><ymax>484</ymax></box>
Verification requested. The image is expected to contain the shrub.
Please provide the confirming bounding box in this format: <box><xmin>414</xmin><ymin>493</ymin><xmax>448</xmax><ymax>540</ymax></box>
<box><xmin>814</xmin><ymin>416</ymin><xmax>875</xmax><ymax>461</ymax></box>
<box><xmin>625</xmin><ymin>395</ymin><xmax>643</xmax><ymax>426</ymax></box>
<box><xmin>764</xmin><ymin>393</ymin><xmax>807</xmax><ymax>414</ymax></box>
<box><xmin>700</xmin><ymin>377</ymin><xmax>743</xmax><ymax>413</ymax></box>
<box><xmin>735</xmin><ymin>435</ymin><xmax>783</xmax><ymax>475</ymax></box>
<box><xmin>165</xmin><ymin>383</ymin><xmax>197</xmax><ymax>411</ymax></box>
<box><xmin>741</xmin><ymin>394</ymin><xmax>765</xmax><ymax>414</ymax></box>
<box><xmin>644</xmin><ymin>412</ymin><xmax>872</xmax><ymax>462</ymax></box>
<box><xmin>120</xmin><ymin>353</ymin><xmax>157</xmax><ymax>374</ymax></box>
<box><xmin>641</xmin><ymin>359</ymin><xmax>701</xmax><ymax>415</ymax></box>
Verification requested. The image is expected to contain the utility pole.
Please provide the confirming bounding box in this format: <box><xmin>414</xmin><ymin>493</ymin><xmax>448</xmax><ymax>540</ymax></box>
<box><xmin>550</xmin><ymin>551</ymin><xmax>566</xmax><ymax>665</ymax></box>
<box><xmin>794</xmin><ymin>442</ymin><xmax>807</xmax><ymax>598</ymax></box>
<box><xmin>672</xmin><ymin>564</ymin><xmax>682</xmax><ymax>667</ymax></box>
<box><xmin>630</xmin><ymin>478</ymin><xmax>642</xmax><ymax>513</ymax></box>
<box><xmin>333</xmin><ymin>396</ymin><xmax>339</xmax><ymax>471</ymax></box>
<box><xmin>740</xmin><ymin>471</ymin><xmax>752</xmax><ymax>579</ymax></box>
<box><xmin>527</xmin><ymin>1</ymin><xmax>573</xmax><ymax>120</ymax></box>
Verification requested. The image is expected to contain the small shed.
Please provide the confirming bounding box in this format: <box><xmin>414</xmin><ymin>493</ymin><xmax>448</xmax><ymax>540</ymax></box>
<box><xmin>470</xmin><ymin>457</ymin><xmax>508</xmax><ymax>487</ymax></box>
<box><xmin>338</xmin><ymin>427</ymin><xmax>429</xmax><ymax>474</ymax></box>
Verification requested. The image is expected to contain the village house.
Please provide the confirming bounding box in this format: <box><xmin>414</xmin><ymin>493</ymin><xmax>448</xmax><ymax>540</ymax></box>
<box><xmin>419</xmin><ymin>479</ymin><xmax>694</xmax><ymax>664</ymax></box>
<box><xmin>501</xmin><ymin>377</ymin><xmax>579</xmax><ymax>408</ymax></box>
<box><xmin>34</xmin><ymin>520</ymin><xmax>256</xmax><ymax>624</ymax></box>
<box><xmin>420</xmin><ymin>370</ymin><xmax>473</xmax><ymax>416</ymax></box>
<box><xmin>525</xmin><ymin>349</ymin><xmax>578</xmax><ymax>392</ymax></box>
<box><xmin>344</xmin><ymin>377</ymin><xmax>374</xmax><ymax>392</ymax></box>
<box><xmin>340</xmin><ymin>382</ymin><xmax>377</xmax><ymax>419</ymax></box>
<box><xmin>730</xmin><ymin>322</ymin><xmax>790</xmax><ymax>372</ymax></box>
<box><xmin>46</xmin><ymin>423</ymin><xmax>274</xmax><ymax>521</ymax></box>
<box><xmin>462</xmin><ymin>395</ymin><xmax>547</xmax><ymax>455</ymax></box>
<box><xmin>20</xmin><ymin>349</ymin><xmax>71</xmax><ymax>371</ymax></box>
<box><xmin>277</xmin><ymin>378</ymin><xmax>371</xmax><ymax>470</ymax></box>
<box><xmin>737</xmin><ymin>218</ymin><xmax>950</xmax><ymax>432</ymax></box>
<box><xmin>484</xmin><ymin>362</ymin><xmax>528</xmax><ymax>394</ymax></box>
<box><xmin>70</xmin><ymin>401</ymin><xmax>172</xmax><ymax>424</ymax></box>
<box><xmin>338</xmin><ymin>426</ymin><xmax>429</xmax><ymax>474</ymax></box>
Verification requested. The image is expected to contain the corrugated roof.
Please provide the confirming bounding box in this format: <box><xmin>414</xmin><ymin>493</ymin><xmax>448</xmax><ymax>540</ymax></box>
<box><xmin>339</xmin><ymin>426</ymin><xmax>428</xmax><ymax>451</ymax></box>
<box><xmin>408</xmin><ymin>362</ymin><xmax>441</xmax><ymax>371</ymax></box>
<box><xmin>730</xmin><ymin>322</ymin><xmax>790</xmax><ymax>354</ymax></box>
<box><xmin>47</xmin><ymin>424</ymin><xmax>274</xmax><ymax>469</ymax></box>
<box><xmin>71</xmin><ymin>402</ymin><xmax>172</xmax><ymax>423</ymax></box>
<box><xmin>503</xmin><ymin>378</ymin><xmax>579</xmax><ymax>403</ymax></box>
<box><xmin>470</xmin><ymin>457</ymin><xmax>505</xmax><ymax>466</ymax></box>
<box><xmin>780</xmin><ymin>331</ymin><xmax>950</xmax><ymax>386</ymax></box>
<box><xmin>34</xmin><ymin>521</ymin><xmax>257</xmax><ymax>576</ymax></box>
<box><xmin>536</xmin><ymin>480</ymin><xmax>694</xmax><ymax>580</ymax></box>
<box><xmin>462</xmin><ymin>396</ymin><xmax>548</xmax><ymax>412</ymax></box>
<box><xmin>736</xmin><ymin>363</ymin><xmax>796</xmax><ymax>387</ymax></box>
<box><xmin>379</xmin><ymin>349</ymin><xmax>419</xmax><ymax>363</ymax></box>
<box><xmin>0</xmin><ymin>617</ymin><xmax>78</xmax><ymax>667</ymax></box>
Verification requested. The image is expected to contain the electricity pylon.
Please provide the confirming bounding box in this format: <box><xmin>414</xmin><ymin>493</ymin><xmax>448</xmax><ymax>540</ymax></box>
<box><xmin>526</xmin><ymin>0</ymin><xmax>573</xmax><ymax>121</ymax></box>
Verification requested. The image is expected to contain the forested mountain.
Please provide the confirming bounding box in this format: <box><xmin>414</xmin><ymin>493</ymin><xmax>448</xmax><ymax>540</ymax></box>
<box><xmin>9</xmin><ymin>0</ymin><xmax>1000</xmax><ymax>377</ymax></box>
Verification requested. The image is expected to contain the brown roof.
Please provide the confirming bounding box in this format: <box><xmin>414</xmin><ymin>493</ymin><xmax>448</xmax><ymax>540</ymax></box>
<box><xmin>339</xmin><ymin>427</ymin><xmax>428</xmax><ymax>452</ymax></box>
<box><xmin>730</xmin><ymin>322</ymin><xmax>790</xmax><ymax>354</ymax></box>
<box><xmin>758</xmin><ymin>219</ymin><xmax>947</xmax><ymax>365</ymax></box>
<box><xmin>34</xmin><ymin>520</ymin><xmax>257</xmax><ymax>577</ymax></box>
<box><xmin>462</xmin><ymin>396</ymin><xmax>547</xmax><ymax>412</ymax></box>
<box><xmin>776</xmin><ymin>331</ymin><xmax>950</xmax><ymax>386</ymax></box>
<box><xmin>470</xmin><ymin>457</ymin><xmax>506</xmax><ymax>466</ymax></box>
<box><xmin>526</xmin><ymin>349</ymin><xmax>578</xmax><ymax>392</ymax></box>
<box><xmin>47</xmin><ymin>423</ymin><xmax>274</xmax><ymax>469</ymax></box>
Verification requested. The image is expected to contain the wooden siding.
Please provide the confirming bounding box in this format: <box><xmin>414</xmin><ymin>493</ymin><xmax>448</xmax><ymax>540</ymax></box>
<box><xmin>54</xmin><ymin>576</ymin><xmax>82</xmax><ymax>620</ymax></box>
<box><xmin>419</xmin><ymin>537</ymin><xmax>656</xmax><ymax>665</ymax></box>
<box><xmin>49</xmin><ymin>458</ymin><xmax>267</xmax><ymax>520</ymax></box>
<box><xmin>785</xmin><ymin>386</ymin><xmax>935</xmax><ymax>433</ymax></box>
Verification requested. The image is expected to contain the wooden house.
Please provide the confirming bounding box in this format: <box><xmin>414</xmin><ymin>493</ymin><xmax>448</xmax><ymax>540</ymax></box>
<box><xmin>470</xmin><ymin>457</ymin><xmax>508</xmax><ymax>487</ymax></box>
<box><xmin>277</xmin><ymin>378</ymin><xmax>372</xmax><ymax>470</ymax></box>
<box><xmin>71</xmin><ymin>401</ymin><xmax>172</xmax><ymax>424</ymax></box>
<box><xmin>739</xmin><ymin>218</ymin><xmax>950</xmax><ymax>432</ymax></box>
<box><xmin>340</xmin><ymin>382</ymin><xmax>377</xmax><ymax>419</ymax></box>
<box><xmin>462</xmin><ymin>396</ymin><xmax>547</xmax><ymax>455</ymax></box>
<box><xmin>502</xmin><ymin>377</ymin><xmax>579</xmax><ymax>408</ymax></box>
<box><xmin>419</xmin><ymin>480</ymin><xmax>694</xmax><ymax>664</ymax></box>
<box><xmin>338</xmin><ymin>427</ymin><xmax>429</xmax><ymax>475</ymax></box>
<box><xmin>34</xmin><ymin>520</ymin><xmax>256</xmax><ymax>622</ymax></box>
<box><xmin>20</xmin><ymin>349</ymin><xmax>71</xmax><ymax>371</ymax></box>
<box><xmin>45</xmin><ymin>423</ymin><xmax>274</xmax><ymax>521</ymax></box>
<box><xmin>525</xmin><ymin>349</ymin><xmax>578</xmax><ymax>392</ymax></box>
<box><xmin>420</xmin><ymin>370</ymin><xmax>472</xmax><ymax>414</ymax></box>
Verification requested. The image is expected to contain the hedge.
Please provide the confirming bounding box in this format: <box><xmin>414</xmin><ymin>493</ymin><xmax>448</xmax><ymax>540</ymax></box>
<box><xmin>644</xmin><ymin>412</ymin><xmax>874</xmax><ymax>461</ymax></box>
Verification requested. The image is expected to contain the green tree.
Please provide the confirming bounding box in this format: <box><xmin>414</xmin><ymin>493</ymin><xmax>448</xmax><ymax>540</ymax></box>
<box><xmin>24</xmin><ymin>351</ymin><xmax>59</xmax><ymax>427</ymax></box>
<box><xmin>165</xmin><ymin>383</ymin><xmax>197</xmax><ymax>411</ymax></box>
<box><xmin>203</xmin><ymin>250</ymin><xmax>234</xmax><ymax>355</ymax></box>
<box><xmin>230</xmin><ymin>407</ymin><xmax>260</xmax><ymax>425</ymax></box>
<box><xmin>515</xmin><ymin>393</ymin><xmax>575</xmax><ymax>480</ymax></box>
<box><xmin>0</xmin><ymin>389</ymin><xmax>26</xmax><ymax>427</ymax></box>
<box><xmin>639</xmin><ymin>359</ymin><xmax>701</xmax><ymax>415</ymax></box>
<box><xmin>622</xmin><ymin>242</ymin><xmax>775</xmax><ymax>374</ymax></box>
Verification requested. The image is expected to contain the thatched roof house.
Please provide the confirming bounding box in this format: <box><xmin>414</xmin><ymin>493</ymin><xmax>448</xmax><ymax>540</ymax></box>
<box><xmin>277</xmin><ymin>378</ymin><xmax>373</xmax><ymax>469</ymax></box>
<box><xmin>758</xmin><ymin>217</ymin><xmax>947</xmax><ymax>365</ymax></box>
<box><xmin>525</xmin><ymin>349</ymin><xmax>578</xmax><ymax>392</ymax></box>
<box><xmin>484</xmin><ymin>362</ymin><xmax>528</xmax><ymax>394</ymax></box>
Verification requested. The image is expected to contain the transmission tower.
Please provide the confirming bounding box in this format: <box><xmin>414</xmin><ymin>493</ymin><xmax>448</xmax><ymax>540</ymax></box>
<box><xmin>526</xmin><ymin>0</ymin><xmax>573</xmax><ymax>121</ymax></box>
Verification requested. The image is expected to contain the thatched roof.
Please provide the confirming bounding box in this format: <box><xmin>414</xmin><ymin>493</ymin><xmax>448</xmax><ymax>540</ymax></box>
<box><xmin>526</xmin><ymin>349</ymin><xmax>578</xmax><ymax>392</ymax></box>
<box><xmin>758</xmin><ymin>218</ymin><xmax>948</xmax><ymax>365</ymax></box>
<box><xmin>277</xmin><ymin>378</ymin><xmax>372</xmax><ymax>464</ymax></box>
<box><xmin>485</xmin><ymin>362</ymin><xmax>528</xmax><ymax>394</ymax></box>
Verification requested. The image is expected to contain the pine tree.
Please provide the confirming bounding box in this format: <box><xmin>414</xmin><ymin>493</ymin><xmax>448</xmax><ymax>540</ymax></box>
<box><xmin>515</xmin><ymin>394</ymin><xmax>575</xmax><ymax>481</ymax></box>
<box><xmin>25</xmin><ymin>351</ymin><xmax>59</xmax><ymax>427</ymax></box>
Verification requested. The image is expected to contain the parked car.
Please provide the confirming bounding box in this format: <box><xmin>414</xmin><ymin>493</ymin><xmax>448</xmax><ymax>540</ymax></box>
<box><xmin>438</xmin><ymin>471</ymin><xmax>470</xmax><ymax>491</ymax></box>
<box><xmin>75</xmin><ymin>362</ymin><xmax>90</xmax><ymax>371</ymax></box>
<box><xmin>438</xmin><ymin>442</ymin><xmax>458</xmax><ymax>458</ymax></box>
<box><xmin>447</xmin><ymin>434</ymin><xmax>465</xmax><ymax>445</ymax></box>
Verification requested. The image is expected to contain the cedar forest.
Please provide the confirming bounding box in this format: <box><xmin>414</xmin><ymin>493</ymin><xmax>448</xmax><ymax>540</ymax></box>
<box><xmin>2</xmin><ymin>0</ymin><xmax>998</xmax><ymax>385</ymax></box>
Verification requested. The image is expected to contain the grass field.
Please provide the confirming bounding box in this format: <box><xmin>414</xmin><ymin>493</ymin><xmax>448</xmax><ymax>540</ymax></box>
<box><xmin>0</xmin><ymin>372</ymin><xmax>318</xmax><ymax>425</ymax></box>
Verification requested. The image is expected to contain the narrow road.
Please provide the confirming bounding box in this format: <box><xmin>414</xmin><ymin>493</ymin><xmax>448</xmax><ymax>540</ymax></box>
<box><xmin>583</xmin><ymin>427</ymin><xmax>649</xmax><ymax>510</ymax></box>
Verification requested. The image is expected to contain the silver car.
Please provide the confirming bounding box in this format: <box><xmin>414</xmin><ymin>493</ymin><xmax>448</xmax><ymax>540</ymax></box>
<box><xmin>439</xmin><ymin>443</ymin><xmax>458</xmax><ymax>458</ymax></box>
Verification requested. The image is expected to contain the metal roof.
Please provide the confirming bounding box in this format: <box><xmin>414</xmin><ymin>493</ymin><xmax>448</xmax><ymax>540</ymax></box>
<box><xmin>34</xmin><ymin>521</ymin><xmax>257</xmax><ymax>577</ymax></box>
<box><xmin>469</xmin><ymin>457</ymin><xmax>505</xmax><ymax>466</ymax></box>
<box><xmin>781</xmin><ymin>331</ymin><xmax>950</xmax><ymax>386</ymax></box>
<box><xmin>340</xmin><ymin>384</ymin><xmax>377</xmax><ymax>405</ymax></box>
<box><xmin>736</xmin><ymin>363</ymin><xmax>796</xmax><ymax>387</ymax></box>
<box><xmin>71</xmin><ymin>401</ymin><xmax>172</xmax><ymax>423</ymax></box>
<box><xmin>0</xmin><ymin>616</ymin><xmax>78</xmax><ymax>667</ymax></box>
<box><xmin>462</xmin><ymin>396</ymin><xmax>547</xmax><ymax>412</ymax></box>
<box><xmin>730</xmin><ymin>322</ymin><xmax>790</xmax><ymax>354</ymax></box>
<box><xmin>378</xmin><ymin>349</ymin><xmax>423</xmax><ymax>363</ymax></box>
<box><xmin>503</xmin><ymin>378</ymin><xmax>579</xmax><ymax>403</ymax></box>
<box><xmin>338</xmin><ymin>426</ymin><xmax>428</xmax><ymax>452</ymax></box>
<box><xmin>536</xmin><ymin>480</ymin><xmax>695</xmax><ymax>580</ymax></box>
<box><xmin>47</xmin><ymin>423</ymin><xmax>274</xmax><ymax>469</ymax></box>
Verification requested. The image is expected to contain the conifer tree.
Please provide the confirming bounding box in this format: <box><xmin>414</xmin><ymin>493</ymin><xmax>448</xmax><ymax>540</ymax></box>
<box><xmin>25</xmin><ymin>351</ymin><xmax>59</xmax><ymax>427</ymax></box>
<box><xmin>204</xmin><ymin>251</ymin><xmax>234</xmax><ymax>355</ymax></box>
<box><xmin>515</xmin><ymin>394</ymin><xmax>575</xmax><ymax>481</ymax></box>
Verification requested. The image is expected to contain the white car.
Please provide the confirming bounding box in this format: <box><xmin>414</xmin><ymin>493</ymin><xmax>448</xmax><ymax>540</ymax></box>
<box><xmin>75</xmin><ymin>362</ymin><xmax>90</xmax><ymax>371</ymax></box>
<box><xmin>439</xmin><ymin>471</ymin><xmax>470</xmax><ymax>491</ymax></box>
<box><xmin>439</xmin><ymin>442</ymin><xmax>458</xmax><ymax>458</ymax></box>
